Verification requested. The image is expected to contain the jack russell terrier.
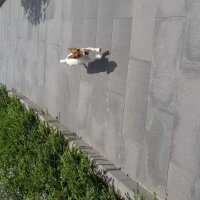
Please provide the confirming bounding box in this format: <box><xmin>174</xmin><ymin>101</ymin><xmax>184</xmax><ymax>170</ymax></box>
<box><xmin>60</xmin><ymin>47</ymin><xmax>102</xmax><ymax>66</ymax></box>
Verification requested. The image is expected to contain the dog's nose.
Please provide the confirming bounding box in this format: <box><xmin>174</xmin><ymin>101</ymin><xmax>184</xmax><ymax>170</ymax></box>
<box><xmin>85</xmin><ymin>51</ymin><xmax>89</xmax><ymax>55</ymax></box>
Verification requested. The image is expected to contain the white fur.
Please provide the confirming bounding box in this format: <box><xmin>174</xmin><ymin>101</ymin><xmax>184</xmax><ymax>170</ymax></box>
<box><xmin>60</xmin><ymin>47</ymin><xmax>102</xmax><ymax>66</ymax></box>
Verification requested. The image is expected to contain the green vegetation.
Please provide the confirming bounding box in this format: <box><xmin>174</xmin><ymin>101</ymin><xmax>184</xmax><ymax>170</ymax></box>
<box><xmin>133</xmin><ymin>191</ymin><xmax>157</xmax><ymax>200</ymax></box>
<box><xmin>0</xmin><ymin>84</ymin><xmax>119</xmax><ymax>200</ymax></box>
<box><xmin>0</xmin><ymin>84</ymin><xmax>157</xmax><ymax>200</ymax></box>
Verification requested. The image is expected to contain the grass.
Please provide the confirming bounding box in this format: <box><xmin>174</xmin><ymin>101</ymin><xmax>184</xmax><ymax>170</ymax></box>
<box><xmin>0</xmin><ymin>84</ymin><xmax>120</xmax><ymax>200</ymax></box>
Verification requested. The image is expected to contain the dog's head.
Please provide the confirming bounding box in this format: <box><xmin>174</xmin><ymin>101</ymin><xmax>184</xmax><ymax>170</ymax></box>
<box><xmin>68</xmin><ymin>48</ymin><xmax>86</xmax><ymax>59</ymax></box>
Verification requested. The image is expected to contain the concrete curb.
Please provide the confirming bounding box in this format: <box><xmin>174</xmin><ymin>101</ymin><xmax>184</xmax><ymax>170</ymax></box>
<box><xmin>9</xmin><ymin>90</ymin><xmax>158</xmax><ymax>200</ymax></box>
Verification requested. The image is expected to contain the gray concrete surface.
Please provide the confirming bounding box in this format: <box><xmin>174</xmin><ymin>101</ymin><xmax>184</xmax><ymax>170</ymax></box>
<box><xmin>0</xmin><ymin>0</ymin><xmax>200</xmax><ymax>199</ymax></box>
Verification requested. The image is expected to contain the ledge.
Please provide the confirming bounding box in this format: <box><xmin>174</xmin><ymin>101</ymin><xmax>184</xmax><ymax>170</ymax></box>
<box><xmin>9</xmin><ymin>90</ymin><xmax>158</xmax><ymax>200</ymax></box>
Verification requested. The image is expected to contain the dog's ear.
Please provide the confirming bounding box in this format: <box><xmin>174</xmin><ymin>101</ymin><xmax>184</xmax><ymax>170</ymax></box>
<box><xmin>68</xmin><ymin>54</ymin><xmax>74</xmax><ymax>59</ymax></box>
<box><xmin>68</xmin><ymin>52</ymin><xmax>79</xmax><ymax>59</ymax></box>
<box><xmin>68</xmin><ymin>48</ymin><xmax>76</xmax><ymax>52</ymax></box>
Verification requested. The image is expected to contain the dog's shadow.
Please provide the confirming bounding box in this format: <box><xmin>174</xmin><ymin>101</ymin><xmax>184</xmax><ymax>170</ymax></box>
<box><xmin>84</xmin><ymin>51</ymin><xmax>117</xmax><ymax>74</ymax></box>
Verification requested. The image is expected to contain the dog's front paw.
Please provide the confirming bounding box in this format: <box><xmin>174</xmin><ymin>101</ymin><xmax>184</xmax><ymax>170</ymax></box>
<box><xmin>96</xmin><ymin>54</ymin><xmax>102</xmax><ymax>59</ymax></box>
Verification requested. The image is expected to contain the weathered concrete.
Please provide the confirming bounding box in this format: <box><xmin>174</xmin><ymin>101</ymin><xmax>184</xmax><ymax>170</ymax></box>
<box><xmin>0</xmin><ymin>0</ymin><xmax>200</xmax><ymax>199</ymax></box>
<box><xmin>157</xmin><ymin>0</ymin><xmax>187</xmax><ymax>17</ymax></box>
<box><xmin>130</xmin><ymin>0</ymin><xmax>157</xmax><ymax>62</ymax></box>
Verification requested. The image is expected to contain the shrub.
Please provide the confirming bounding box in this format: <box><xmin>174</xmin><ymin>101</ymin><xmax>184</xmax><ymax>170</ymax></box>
<box><xmin>0</xmin><ymin>84</ymin><xmax>119</xmax><ymax>200</ymax></box>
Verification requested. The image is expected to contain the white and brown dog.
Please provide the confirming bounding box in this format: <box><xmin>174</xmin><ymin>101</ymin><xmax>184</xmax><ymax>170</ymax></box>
<box><xmin>60</xmin><ymin>47</ymin><xmax>102</xmax><ymax>66</ymax></box>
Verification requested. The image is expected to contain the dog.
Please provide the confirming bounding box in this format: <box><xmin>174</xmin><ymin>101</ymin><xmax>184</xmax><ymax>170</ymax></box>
<box><xmin>60</xmin><ymin>47</ymin><xmax>102</xmax><ymax>66</ymax></box>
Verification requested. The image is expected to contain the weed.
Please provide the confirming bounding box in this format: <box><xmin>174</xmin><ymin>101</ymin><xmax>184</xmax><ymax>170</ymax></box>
<box><xmin>133</xmin><ymin>190</ymin><xmax>157</xmax><ymax>200</ymax></box>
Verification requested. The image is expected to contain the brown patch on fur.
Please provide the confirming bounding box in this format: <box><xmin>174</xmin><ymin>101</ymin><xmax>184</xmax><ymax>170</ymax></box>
<box><xmin>68</xmin><ymin>48</ymin><xmax>86</xmax><ymax>59</ymax></box>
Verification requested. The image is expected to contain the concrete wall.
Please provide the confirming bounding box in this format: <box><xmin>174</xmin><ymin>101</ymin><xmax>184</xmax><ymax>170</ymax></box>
<box><xmin>0</xmin><ymin>0</ymin><xmax>200</xmax><ymax>199</ymax></box>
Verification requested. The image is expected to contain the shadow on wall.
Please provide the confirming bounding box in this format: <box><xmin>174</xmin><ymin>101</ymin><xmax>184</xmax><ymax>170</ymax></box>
<box><xmin>85</xmin><ymin>51</ymin><xmax>117</xmax><ymax>74</ymax></box>
<box><xmin>21</xmin><ymin>0</ymin><xmax>49</xmax><ymax>25</ymax></box>
<box><xmin>0</xmin><ymin>0</ymin><xmax>6</xmax><ymax>7</ymax></box>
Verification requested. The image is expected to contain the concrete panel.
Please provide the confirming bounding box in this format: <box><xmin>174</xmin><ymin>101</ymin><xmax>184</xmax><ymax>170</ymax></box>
<box><xmin>71</xmin><ymin>18</ymin><xmax>84</xmax><ymax>47</ymax></box>
<box><xmin>122</xmin><ymin>59</ymin><xmax>151</xmax><ymax>145</ymax></box>
<box><xmin>12</xmin><ymin>0</ymin><xmax>19</xmax><ymax>20</ymax></box>
<box><xmin>44</xmin><ymin>64</ymin><xmax>58</xmax><ymax>99</ymax></box>
<box><xmin>77</xmin><ymin>80</ymin><xmax>92</xmax><ymax>141</ymax></box>
<box><xmin>66</xmin><ymin>67</ymin><xmax>81</xmax><ymax>107</ymax></box>
<box><xmin>53</xmin><ymin>0</ymin><xmax>63</xmax><ymax>20</ymax></box>
<box><xmin>130</xmin><ymin>0</ymin><xmax>157</xmax><ymax>61</ymax></box>
<box><xmin>0</xmin><ymin>42</ymin><xmax>4</xmax><ymax>59</ymax></box>
<box><xmin>84</xmin><ymin>0</ymin><xmax>98</xmax><ymax>18</ymax></box>
<box><xmin>62</xmin><ymin>0</ymin><xmax>72</xmax><ymax>20</ymax></box>
<box><xmin>90</xmin><ymin>80</ymin><xmax>107</xmax><ymax>152</ymax></box>
<box><xmin>0</xmin><ymin>59</ymin><xmax>3</xmax><ymax>82</ymax></box>
<box><xmin>81</xmin><ymin>19</ymin><xmax>97</xmax><ymax>82</ymax></box>
<box><xmin>55</xmin><ymin>67</ymin><xmax>70</xmax><ymax>113</ymax></box>
<box><xmin>36</xmin><ymin>61</ymin><xmax>45</xmax><ymax>87</ymax></box>
<box><xmin>108</xmin><ymin>18</ymin><xmax>132</xmax><ymax>95</ymax></box>
<box><xmin>43</xmin><ymin>92</ymin><xmax>59</xmax><ymax>119</ymax></box>
<box><xmin>71</xmin><ymin>0</ymin><xmax>85</xmax><ymax>19</ymax></box>
<box><xmin>5</xmin><ymin>24</ymin><xmax>11</xmax><ymax>43</ymax></box>
<box><xmin>5</xmin><ymin>55</ymin><xmax>10</xmax><ymax>88</ymax></box>
<box><xmin>18</xmin><ymin>2</ymin><xmax>25</xmax><ymax>21</ymax></box>
<box><xmin>20</xmin><ymin>57</ymin><xmax>27</xmax><ymax>92</ymax></box>
<box><xmin>149</xmin><ymin>17</ymin><xmax>185</xmax><ymax>114</ymax></box>
<box><xmin>120</xmin><ymin>139</ymin><xmax>142</xmax><ymax>181</ymax></box>
<box><xmin>57</xmin><ymin>65</ymin><xmax>81</xmax><ymax>131</ymax></box>
<box><xmin>167</xmin><ymin>163</ymin><xmax>200</xmax><ymax>200</ymax></box>
<box><xmin>10</xmin><ymin>22</ymin><xmax>16</xmax><ymax>47</ymax></box>
<box><xmin>55</xmin><ymin>66</ymin><xmax>80</xmax><ymax>132</ymax></box>
<box><xmin>114</xmin><ymin>0</ymin><xmax>133</xmax><ymax>18</ymax></box>
<box><xmin>64</xmin><ymin>102</ymin><xmax>79</xmax><ymax>132</ymax></box>
<box><xmin>61</xmin><ymin>20</ymin><xmax>72</xmax><ymax>58</ymax></box>
<box><xmin>1</xmin><ymin>58</ymin><xmax>7</xmax><ymax>85</ymax></box>
<box><xmin>19</xmin><ymin>20</ymin><xmax>28</xmax><ymax>39</ymax></box>
<box><xmin>27</xmin><ymin>40</ymin><xmax>37</xmax><ymax>61</ymax></box>
<box><xmin>16</xmin><ymin>20</ymin><xmax>20</xmax><ymax>38</ymax></box>
<box><xmin>27</xmin><ymin>22</ymin><xmax>32</xmax><ymax>40</ymax></box>
<box><xmin>32</xmin><ymin>26</ymin><xmax>38</xmax><ymax>41</ymax></box>
<box><xmin>44</xmin><ymin>44</ymin><xmax>60</xmax><ymax>94</ymax></box>
<box><xmin>5</xmin><ymin>0</ymin><xmax>10</xmax><ymax>24</ymax></box>
<box><xmin>170</xmin><ymin>70</ymin><xmax>200</xmax><ymax>175</ymax></box>
<box><xmin>38</xmin><ymin>21</ymin><xmax>47</xmax><ymax>42</ymax></box>
<box><xmin>46</xmin><ymin>19</ymin><xmax>62</xmax><ymax>45</ymax></box>
<box><xmin>38</xmin><ymin>42</ymin><xmax>46</xmax><ymax>62</ymax></box>
<box><xmin>140</xmin><ymin>106</ymin><xmax>174</xmax><ymax>199</ymax></box>
<box><xmin>83</xmin><ymin>19</ymin><xmax>97</xmax><ymax>47</ymax></box>
<box><xmin>157</xmin><ymin>0</ymin><xmax>187</xmax><ymax>17</ymax></box>
<box><xmin>12</xmin><ymin>53</ymin><xmax>20</xmax><ymax>89</ymax></box>
<box><xmin>181</xmin><ymin>1</ymin><xmax>200</xmax><ymax>70</ymax></box>
<box><xmin>89</xmin><ymin>64</ymin><xmax>109</xmax><ymax>151</ymax></box>
<box><xmin>46</xmin><ymin>0</ymin><xmax>55</xmax><ymax>19</ymax></box>
<box><xmin>37</xmin><ymin>42</ymin><xmax>46</xmax><ymax>86</ymax></box>
<box><xmin>46</xmin><ymin>0</ymin><xmax>63</xmax><ymax>20</ymax></box>
<box><xmin>96</xmin><ymin>0</ymin><xmax>115</xmax><ymax>51</ymax></box>
<box><xmin>103</xmin><ymin>91</ymin><xmax>124</xmax><ymax>167</ymax></box>
<box><xmin>45</xmin><ymin>43</ymin><xmax>60</xmax><ymax>68</ymax></box>
<box><xmin>31</xmin><ymin>60</ymin><xmax>39</xmax><ymax>86</ymax></box>
<box><xmin>25</xmin><ymin>58</ymin><xmax>33</xmax><ymax>93</ymax></box>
